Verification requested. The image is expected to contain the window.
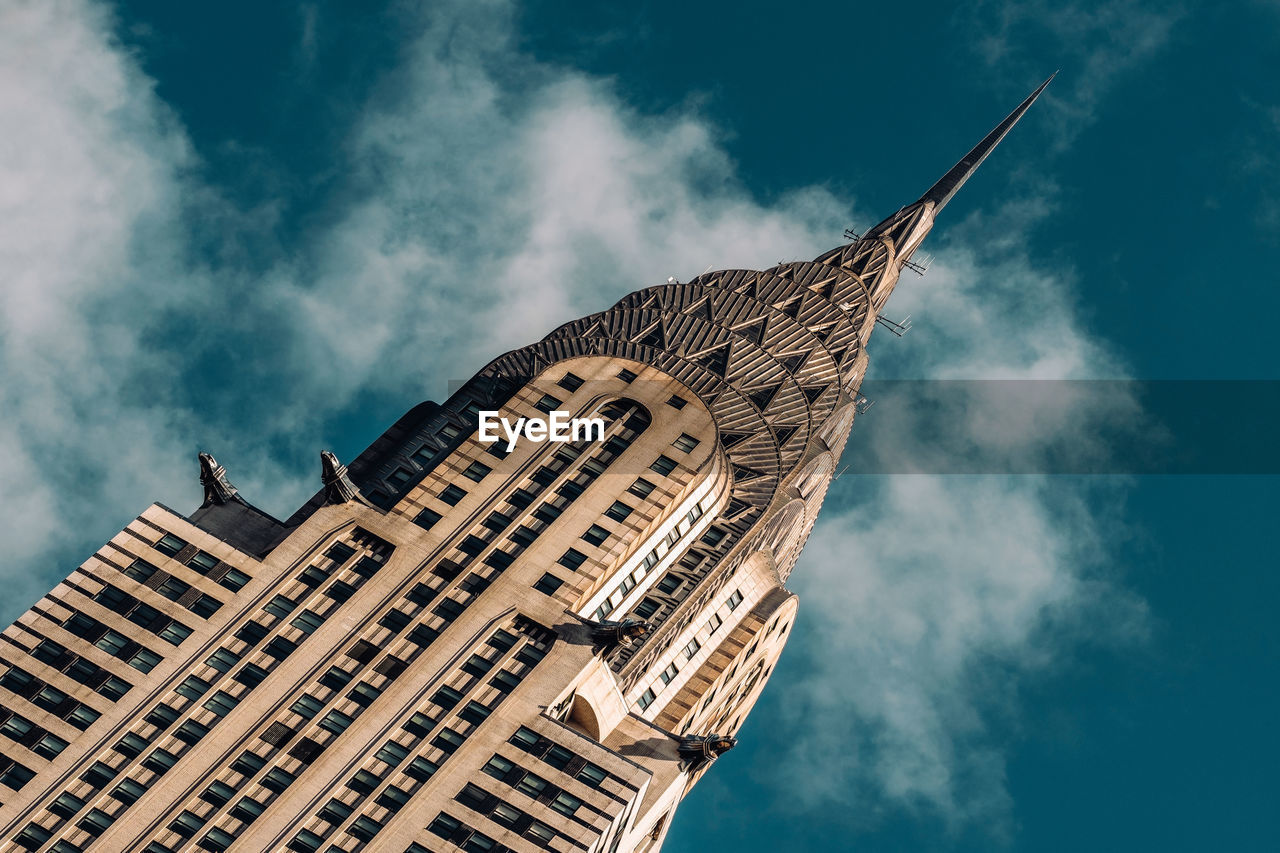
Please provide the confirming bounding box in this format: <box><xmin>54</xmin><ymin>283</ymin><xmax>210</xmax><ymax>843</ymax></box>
<box><xmin>431</xmin><ymin>685</ymin><xmax>464</xmax><ymax>709</ymax></box>
<box><xmin>265</xmin><ymin>595</ymin><xmax>296</xmax><ymax>619</ymax></box>
<box><xmin>232</xmin><ymin>751</ymin><xmax>267</xmax><ymax>777</ymax></box>
<box><xmin>77</xmin><ymin>808</ymin><xmax>115</xmax><ymax>836</ymax></box>
<box><xmin>706</xmin><ymin>613</ymin><xmax>724</xmax><ymax>634</ymax></box>
<box><xmin>404</xmin><ymin>711</ymin><xmax>437</xmax><ymax>738</ymax></box>
<box><xmin>50</xmin><ymin>790</ymin><xmax>86</xmax><ymax>817</ymax></box>
<box><xmin>319</xmin><ymin>709</ymin><xmax>354</xmax><ymax>735</ymax></box>
<box><xmin>262</xmin><ymin>767</ymin><xmax>296</xmax><ymax>793</ymax></box>
<box><xmin>170</xmin><ymin>810</ymin><xmax>206</xmax><ymax>837</ymax></box>
<box><xmin>673</xmin><ymin>433</ymin><xmax>700</xmax><ymax>452</ymax></box>
<box><xmin>650</xmin><ymin>454</ymin><xmax>677</xmax><ymax>476</ymax></box>
<box><xmin>432</xmin><ymin>728</ymin><xmax>465</xmax><ymax>754</ymax></box>
<box><xmin>146</xmin><ymin>703</ymin><xmax>181</xmax><ymax>729</ymax></box>
<box><xmin>110</xmin><ymin>778</ymin><xmax>146</xmax><ymax>805</ymax></box>
<box><xmin>81</xmin><ymin>761</ymin><xmax>117</xmax><ymax>789</ymax></box>
<box><xmin>234</xmin><ymin>663</ymin><xmax>269</xmax><ymax>689</ymax></box>
<box><xmin>637</xmin><ymin>688</ymin><xmax>656</xmax><ymax>710</ymax></box>
<box><xmin>482</xmin><ymin>754</ymin><xmax>515</xmax><ymax>779</ymax></box>
<box><xmin>347</xmin><ymin>769</ymin><xmax>381</xmax><ymax>795</ymax></box>
<box><xmin>327</xmin><ymin>537</ymin><xmax>374</xmax><ymax>570</ymax></box>
<box><xmin>534</xmin><ymin>394</ymin><xmax>561</xmax><ymax>413</ymax></box>
<box><xmin>532</xmin><ymin>502</ymin><xmax>562</xmax><ymax>524</ymax></box>
<box><xmin>550</xmin><ymin>791</ymin><xmax>582</xmax><ymax>816</ymax></box>
<box><xmin>413</xmin><ymin>507</ymin><xmax>442</xmax><ymax>530</ymax></box>
<box><xmin>516</xmin><ymin>772</ymin><xmax>548</xmax><ymax>798</ymax></box>
<box><xmin>491</xmin><ymin>802</ymin><xmax>522</xmax><ymax>829</ymax></box>
<box><xmin>629</xmin><ymin>478</ymin><xmax>656</xmax><ymax>498</ymax></box>
<box><xmin>509</xmin><ymin>727</ymin><xmax>540</xmax><ymax>751</ymax></box>
<box><xmin>458</xmin><ymin>701</ymin><xmax>491</xmax><ymax>724</ymax></box>
<box><xmin>490</xmin><ymin>670</ymin><xmax>521</xmax><ymax>693</ymax></box>
<box><xmin>407</xmin><ymin>624</ymin><xmax>439</xmax><ymax>647</ymax></box>
<box><xmin>558</xmin><ymin>548</ymin><xmax>587</xmax><ymax>569</ymax></box>
<box><xmin>375</xmin><ymin>740</ymin><xmax>410</xmax><ymax>766</ymax></box>
<box><xmin>484</xmin><ymin>549</ymin><xmax>514</xmax><ymax>570</ymax></box>
<box><xmin>113</xmin><ymin>732</ymin><xmax>150</xmax><ymax>758</ymax></box>
<box><xmin>349</xmin><ymin>815</ymin><xmax>384</xmax><ymax>842</ymax></box>
<box><xmin>326</xmin><ymin>579</ymin><xmax>357</xmax><ymax>603</ymax></box>
<box><xmin>533</xmin><ymin>573</ymin><xmax>563</xmax><ymax>596</ymax></box>
<box><xmin>458</xmin><ymin>534</ymin><xmax>487</xmax><ymax>557</ymax></box>
<box><xmin>219</xmin><ymin>568</ymin><xmax>251</xmax><ymax>592</ymax></box>
<box><xmin>684</xmin><ymin>638</ymin><xmax>701</xmax><ymax>660</ymax></box>
<box><xmin>320</xmin><ymin>666</ymin><xmax>353</xmax><ymax>691</ymax></box>
<box><xmin>128</xmin><ymin>648</ymin><xmax>163</xmax><ymax>673</ymax></box>
<box><xmin>577</xmin><ymin>762</ymin><xmax>608</xmax><ymax>788</ymax></box>
<box><xmin>526</xmin><ymin>821</ymin><xmax>556</xmax><ymax>844</ymax></box>
<box><xmin>659</xmin><ymin>663</ymin><xmax>678</xmax><ymax>684</ymax></box>
<box><xmin>143</xmin><ymin>748</ymin><xmax>178</xmax><ymax>774</ymax></box>
<box><xmin>581</xmin><ymin>525</ymin><xmax>610</xmax><ymax>546</ymax></box>
<box><xmin>666</xmin><ymin>394</ymin><xmax>688</xmax><ymax>409</ymax></box>
<box><xmin>727</xmin><ymin>589</ymin><xmax>744</xmax><ymax>610</ymax></box>
<box><xmin>2</xmin><ymin>760</ymin><xmax>36</xmax><ymax>791</ymax></box>
<box><xmin>482</xmin><ymin>511</ymin><xmax>512</xmax><ymax>532</ymax></box>
<box><xmin>439</xmin><ymin>484</ymin><xmax>467</xmax><ymax>505</ymax></box>
<box><xmin>320</xmin><ymin>798</ymin><xmax>353</xmax><ymax>825</ymax></box>
<box><xmin>463</xmin><ymin>461</ymin><xmax>491</xmax><ymax>482</ymax></box>
<box><xmin>66</xmin><ymin>703</ymin><xmax>101</xmax><ymax>730</ymax></box>
<box><xmin>617</xmin><ymin>368</ymin><xmax>638</xmax><ymax>383</ymax></box>
<box><xmin>349</xmin><ymin>681</ymin><xmax>383</xmax><ymax>707</ymax></box>
<box><xmin>200</xmin><ymin>827</ymin><xmax>236</xmax><ymax>852</ymax></box>
<box><xmin>188</xmin><ymin>550</ymin><xmax>219</xmax><ymax>574</ymax></box>
<box><xmin>635</xmin><ymin>598</ymin><xmax>660</xmax><ymax>619</ymax></box>
<box><xmin>230</xmin><ymin>796</ymin><xmax>266</xmax><ymax>822</ymax></box>
<box><xmin>201</xmin><ymin>780</ymin><xmax>236</xmax><ymax>806</ymax></box>
<box><xmin>428</xmin><ymin>813</ymin><xmax>461</xmax><ymax>839</ymax></box>
<box><xmin>484</xmin><ymin>441</ymin><xmax>510</xmax><ymax>460</ymax></box>
<box><xmin>155</xmin><ymin>534</ymin><xmax>187</xmax><ymax>557</ymax></box>
<box><xmin>156</xmin><ymin>576</ymin><xmax>191</xmax><ymax>601</ymax></box>
<box><xmin>291</xmin><ymin>694</ymin><xmax>325</xmax><ymax>719</ymax></box>
<box><xmin>605</xmin><ymin>500</ymin><xmax>633</xmax><ymax>522</ymax></box>
<box><xmin>405</xmin><ymin>756</ymin><xmax>439</xmax><ymax>782</ymax></box>
<box><xmin>291</xmin><ymin>609</ymin><xmax>325</xmax><ymax>634</ymax></box>
<box><xmin>557</xmin><ymin>372</ymin><xmax>584</xmax><ymax>391</ymax></box>
<box><xmin>456</xmin><ymin>783</ymin><xmax>488</xmax><ymax>809</ymax></box>
<box><xmin>434</xmin><ymin>598</ymin><xmax>466</xmax><ymax>621</ymax></box>
<box><xmin>177</xmin><ymin>719</ymin><xmax>209</xmax><ymax>744</ymax></box>
<box><xmin>657</xmin><ymin>574</ymin><xmax>682</xmax><ymax>594</ymax></box>
<box><xmin>461</xmin><ymin>654</ymin><xmax>493</xmax><ymax>677</ymax></box>
<box><xmin>264</xmin><ymin>636</ymin><xmax>297</xmax><ymax>660</ymax></box>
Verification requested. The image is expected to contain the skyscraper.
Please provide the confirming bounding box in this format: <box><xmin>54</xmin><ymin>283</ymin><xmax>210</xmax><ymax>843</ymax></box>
<box><xmin>0</xmin><ymin>77</ymin><xmax>1051</xmax><ymax>853</ymax></box>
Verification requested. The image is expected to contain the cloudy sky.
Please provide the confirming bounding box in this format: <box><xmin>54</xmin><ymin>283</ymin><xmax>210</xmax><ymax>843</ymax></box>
<box><xmin>1</xmin><ymin>0</ymin><xmax>1277</xmax><ymax>850</ymax></box>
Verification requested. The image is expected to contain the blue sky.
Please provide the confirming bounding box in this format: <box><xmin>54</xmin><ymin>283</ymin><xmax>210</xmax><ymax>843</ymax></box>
<box><xmin>1</xmin><ymin>0</ymin><xmax>1277</xmax><ymax>850</ymax></box>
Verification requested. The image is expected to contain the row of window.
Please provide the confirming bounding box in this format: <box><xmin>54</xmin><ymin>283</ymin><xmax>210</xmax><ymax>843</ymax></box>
<box><xmin>16</xmin><ymin>535</ymin><xmax>390</xmax><ymax>852</ymax></box>
<box><xmin>636</xmin><ymin>588</ymin><xmax>743</xmax><ymax>711</ymax></box>
<box><xmin>283</xmin><ymin>625</ymin><xmax>553</xmax><ymax>853</ymax></box>
<box><xmin>153</xmin><ymin>532</ymin><xmax>251</xmax><ymax>592</ymax></box>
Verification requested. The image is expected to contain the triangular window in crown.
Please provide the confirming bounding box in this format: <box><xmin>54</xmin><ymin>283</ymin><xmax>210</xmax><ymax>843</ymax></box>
<box><xmin>735</xmin><ymin>275</ymin><xmax>760</xmax><ymax>299</ymax></box>
<box><xmin>809</xmin><ymin>277</ymin><xmax>837</xmax><ymax>300</ymax></box>
<box><xmin>731</xmin><ymin>315</ymin><xmax>767</xmax><ymax>345</ymax></box>
<box><xmin>801</xmin><ymin>384</ymin><xmax>829</xmax><ymax>404</ymax></box>
<box><xmin>778</xmin><ymin>350</ymin><xmax>810</xmax><ymax>374</ymax></box>
<box><xmin>690</xmin><ymin>342</ymin><xmax>731</xmax><ymax>377</ymax></box>
<box><xmin>682</xmin><ymin>295</ymin><xmax>715</xmax><ymax>323</ymax></box>
<box><xmin>772</xmin><ymin>424</ymin><xmax>799</xmax><ymax>445</ymax></box>
<box><xmin>810</xmin><ymin>322</ymin><xmax>834</xmax><ymax>343</ymax></box>
<box><xmin>747</xmin><ymin>384</ymin><xmax>781</xmax><ymax>412</ymax></box>
<box><xmin>775</xmin><ymin>294</ymin><xmax>803</xmax><ymax>320</ymax></box>
<box><xmin>633</xmin><ymin>320</ymin><xmax>666</xmax><ymax>350</ymax></box>
<box><xmin>636</xmin><ymin>291</ymin><xmax>664</xmax><ymax>310</ymax></box>
<box><xmin>720</xmin><ymin>430</ymin><xmax>753</xmax><ymax>449</ymax></box>
<box><xmin>731</xmin><ymin>465</ymin><xmax>763</xmax><ymax>483</ymax></box>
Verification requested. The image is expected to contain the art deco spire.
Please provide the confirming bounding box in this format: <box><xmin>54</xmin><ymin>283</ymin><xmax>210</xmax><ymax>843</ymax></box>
<box><xmin>917</xmin><ymin>72</ymin><xmax>1057</xmax><ymax>215</ymax></box>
